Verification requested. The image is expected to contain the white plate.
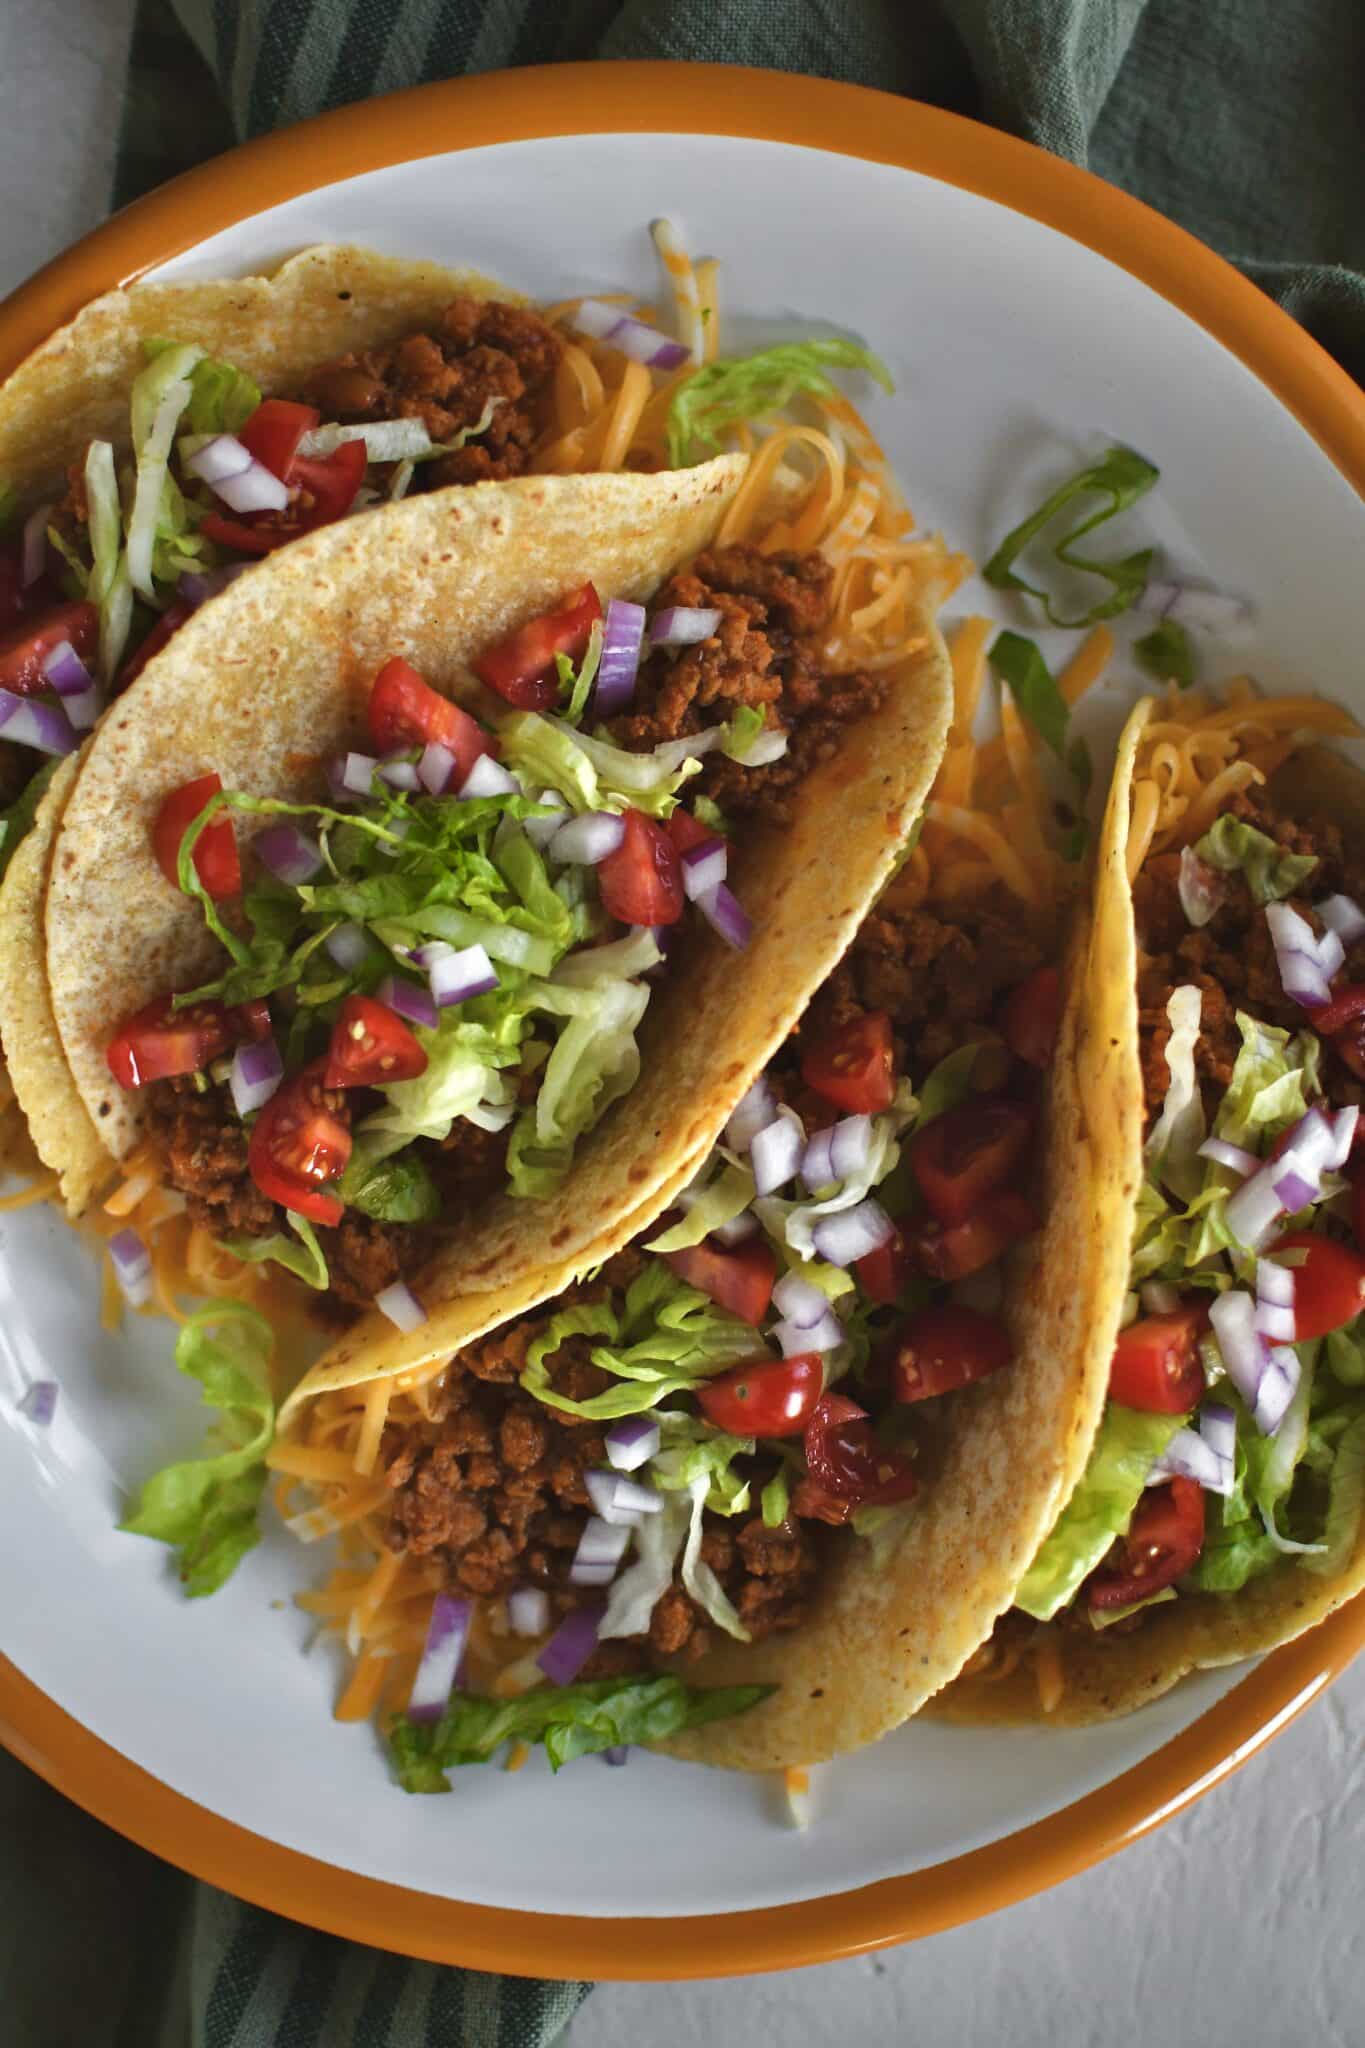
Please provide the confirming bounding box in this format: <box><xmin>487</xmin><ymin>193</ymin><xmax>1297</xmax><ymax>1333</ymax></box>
<box><xmin>3</xmin><ymin>115</ymin><xmax>1362</xmax><ymax>1931</ymax></box>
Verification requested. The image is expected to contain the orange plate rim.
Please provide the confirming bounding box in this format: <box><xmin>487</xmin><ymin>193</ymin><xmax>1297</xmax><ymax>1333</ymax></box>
<box><xmin>1</xmin><ymin>61</ymin><xmax>1363</xmax><ymax>1978</ymax></box>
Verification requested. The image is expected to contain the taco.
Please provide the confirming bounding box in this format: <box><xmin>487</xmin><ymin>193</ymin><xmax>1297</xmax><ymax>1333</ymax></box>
<box><xmin>248</xmin><ymin>836</ymin><xmax>1124</xmax><ymax>1784</ymax></box>
<box><xmin>938</xmin><ymin>683</ymin><xmax>1365</xmax><ymax>1726</ymax></box>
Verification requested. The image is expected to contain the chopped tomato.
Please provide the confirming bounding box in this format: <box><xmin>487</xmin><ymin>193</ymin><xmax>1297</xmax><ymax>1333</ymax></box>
<box><xmin>888</xmin><ymin>1304</ymin><xmax>1013</xmax><ymax>1403</ymax></box>
<box><xmin>598</xmin><ymin>808</ymin><xmax>684</xmax><ymax>926</ymax></box>
<box><xmin>106</xmin><ymin>993</ymin><xmax>264</xmax><ymax>1089</ymax></box>
<box><xmin>471</xmin><ymin>584</ymin><xmax>602</xmax><ymax>710</ymax></box>
<box><xmin>118</xmin><ymin>598</ymin><xmax>192</xmax><ymax>691</ymax></box>
<box><xmin>0</xmin><ymin>599</ymin><xmax>99</xmax><ymax>695</ymax></box>
<box><xmin>789</xmin><ymin>1478</ymin><xmax>853</xmax><ymax>1526</ymax></box>
<box><xmin>1001</xmin><ymin>965</ymin><xmax>1062</xmax><ymax>1069</ymax></box>
<box><xmin>238</xmin><ymin>398</ymin><xmax>320</xmax><ymax>480</ymax></box>
<box><xmin>199</xmin><ymin>512</ymin><xmax>281</xmax><ymax>558</ymax></box>
<box><xmin>1315</xmin><ymin>985</ymin><xmax>1365</xmax><ymax>1082</ymax></box>
<box><xmin>661</xmin><ymin>1236</ymin><xmax>777</xmax><ymax>1325</ymax></box>
<box><xmin>800</xmin><ymin>1010</ymin><xmax>896</xmax><ymax>1116</ymax></box>
<box><xmin>248</xmin><ymin>1062</ymin><xmax>351</xmax><ymax>1226</ymax></box>
<box><xmin>1272</xmin><ymin>1231</ymin><xmax>1365</xmax><ymax>1340</ymax></box>
<box><xmin>325</xmin><ymin>994</ymin><xmax>429</xmax><ymax>1089</ymax></box>
<box><xmin>910</xmin><ymin>1094</ymin><xmax>1033</xmax><ymax>1226</ymax></box>
<box><xmin>665</xmin><ymin>808</ymin><xmax>718</xmax><ymax>856</ymax></box>
<box><xmin>910</xmin><ymin>1188</ymin><xmax>1038</xmax><ymax>1282</ymax></box>
<box><xmin>1087</xmin><ymin>1478</ymin><xmax>1204</xmax><ymax>1611</ymax></box>
<box><xmin>366</xmin><ymin>655</ymin><xmax>496</xmax><ymax>783</ymax></box>
<box><xmin>802</xmin><ymin>1392</ymin><xmax>918</xmax><ymax>1506</ymax></box>
<box><xmin>698</xmin><ymin>1353</ymin><xmax>824</xmax><ymax>1436</ymax></box>
<box><xmin>198</xmin><ymin>442</ymin><xmax>366</xmax><ymax>558</ymax></box>
<box><xmin>855</xmin><ymin>1221</ymin><xmax>910</xmax><ymax>1305</ymax></box>
<box><xmin>1109</xmin><ymin>1306</ymin><xmax>1206</xmax><ymax>1412</ymax></box>
<box><xmin>152</xmin><ymin>773</ymin><xmax>240</xmax><ymax>899</ymax></box>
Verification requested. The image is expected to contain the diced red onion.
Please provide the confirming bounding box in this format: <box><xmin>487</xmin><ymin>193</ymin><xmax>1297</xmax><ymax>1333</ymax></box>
<box><xmin>750</xmin><ymin>1110</ymin><xmax>805</xmax><ymax>1195</ymax></box>
<box><xmin>536</xmin><ymin>1605</ymin><xmax>603</xmax><ymax>1684</ymax></box>
<box><xmin>601</xmin><ymin>1746</ymin><xmax>630</xmax><ymax>1766</ymax></box>
<box><xmin>428</xmin><ymin>942</ymin><xmax>499</xmax><ymax>1007</ymax></box>
<box><xmin>1317</xmin><ymin>928</ymin><xmax>1347</xmax><ymax>979</ymax></box>
<box><xmin>725</xmin><ymin>1075</ymin><xmax>775</xmax><ymax>1151</ymax></box>
<box><xmin>177</xmin><ymin>562</ymin><xmax>249</xmax><ymax>608</ymax></box>
<box><xmin>695</xmin><ymin>882</ymin><xmax>752</xmax><ymax>950</ymax></box>
<box><xmin>255</xmin><ymin>822</ymin><xmax>323</xmax><ymax>886</ymax></box>
<box><xmin>649</xmin><ymin>606</ymin><xmax>722</xmax><ymax>648</ymax></box>
<box><xmin>406</xmin><ymin>1594</ymin><xmax>471</xmax><ymax>1722</ymax></box>
<box><xmin>1330</xmin><ymin>1106</ymin><xmax>1360</xmax><ymax>1162</ymax></box>
<box><xmin>1177</xmin><ymin>845</ymin><xmax>1225</xmax><ymax>929</ymax></box>
<box><xmin>21</xmin><ymin>502</ymin><xmax>54</xmax><ymax>587</ymax></box>
<box><xmin>522</xmin><ymin>790</ymin><xmax>569</xmax><ymax>850</ymax></box>
<box><xmin>376</xmin><ymin>975</ymin><xmax>438</xmax><ymax>1030</ymax></box>
<box><xmin>1319</xmin><ymin>894</ymin><xmax>1365</xmax><ymax>947</ymax></box>
<box><xmin>417</xmin><ymin>741</ymin><xmax>457</xmax><ymax>795</ymax></box>
<box><xmin>375</xmin><ymin>1279</ymin><xmax>427</xmax><ymax>1332</ymax></box>
<box><xmin>0</xmin><ymin>689</ymin><xmax>78</xmax><ymax>757</ymax></box>
<box><xmin>1209</xmin><ymin>1289</ymin><xmax>1267</xmax><ymax>1407</ymax></box>
<box><xmin>508</xmin><ymin>1587</ymin><xmax>551</xmax><ymax>1637</ymax></box>
<box><xmin>712</xmin><ymin>1209</ymin><xmax>759</xmax><ymax>1246</ymax></box>
<box><xmin>1140</xmin><ymin>1280</ymin><xmax>1181</xmax><ymax>1315</ymax></box>
<box><xmin>604</xmin><ymin>1415</ymin><xmax>660</xmax><ymax>1472</ymax></box>
<box><xmin>1135</xmin><ymin>579</ymin><xmax>1253</xmax><ymax>635</ymax></box>
<box><xmin>1266</xmin><ymin>902</ymin><xmax>1333</xmax><ymax>1010</ymax></box>
<box><xmin>1197</xmin><ymin>1136</ymin><xmax>1259</xmax><ymax>1178</ymax></box>
<box><xmin>550</xmin><ymin>811</ymin><xmax>626</xmax><ymax>865</ymax></box>
<box><xmin>43</xmin><ymin>640</ymin><xmax>94</xmax><ymax>697</ymax></box>
<box><xmin>573</xmin><ymin>299</ymin><xmax>691</xmax><ymax>370</ymax></box>
<box><xmin>569</xmin><ymin>1516</ymin><xmax>631</xmax><ymax>1586</ymax></box>
<box><xmin>594</xmin><ymin>599</ymin><xmax>646</xmax><ymax>716</ymax></box>
<box><xmin>680</xmin><ymin>835</ymin><xmax>727</xmax><ymax>902</ymax></box>
<box><xmin>774</xmin><ymin>1306</ymin><xmax>844</xmax><ymax>1355</ymax></box>
<box><xmin>585</xmin><ymin>1469</ymin><xmax>663</xmax><ymax>1527</ymax></box>
<box><xmin>338</xmin><ymin>751</ymin><xmax>378</xmax><ymax>798</ymax></box>
<box><xmin>1254</xmin><ymin>1344</ymin><xmax>1300</xmax><ymax>1435</ymax></box>
<box><xmin>229</xmin><ymin>1036</ymin><xmax>282</xmax><ymax>1117</ymax></box>
<box><xmin>1149</xmin><ymin>1425</ymin><xmax>1226</xmax><ymax>1491</ymax></box>
<box><xmin>772</xmin><ymin>1270</ymin><xmax>833</xmax><ymax>1328</ymax></box>
<box><xmin>1201</xmin><ymin>1403</ymin><xmax>1237</xmax><ymax>1468</ymax></box>
<box><xmin>17</xmin><ymin>1381</ymin><xmax>57</xmax><ymax>1427</ymax></box>
<box><xmin>184</xmin><ymin>433</ymin><xmax>291</xmax><ymax>513</ymax></box>
<box><xmin>1257</xmin><ymin>1258</ymin><xmax>1296</xmax><ymax>1307</ymax></box>
<box><xmin>812</xmin><ymin>1198</ymin><xmax>894</xmax><ymax>1267</ymax></box>
<box><xmin>324</xmin><ymin>922</ymin><xmax>371</xmax><ymax>972</ymax></box>
<box><xmin>1254</xmin><ymin>1298</ymin><xmax>1297</xmax><ymax>1344</ymax></box>
<box><xmin>109</xmin><ymin>1227</ymin><xmax>152</xmax><ymax>1308</ymax></box>
<box><xmin>802</xmin><ymin>1114</ymin><xmax>872</xmax><ymax>1193</ymax></box>
<box><xmin>378</xmin><ymin>754</ymin><xmax>420</xmax><ymax>792</ymax></box>
<box><xmin>736</xmin><ymin>726</ymin><xmax>790</xmax><ymax>767</ymax></box>
<box><xmin>1224</xmin><ymin>1167</ymin><xmax>1292</xmax><ymax>1251</ymax></box>
<box><xmin>1271</xmin><ymin>1158</ymin><xmax>1318</xmax><ymax>1215</ymax></box>
<box><xmin>459</xmin><ymin>754</ymin><xmax>519</xmax><ymax>800</ymax></box>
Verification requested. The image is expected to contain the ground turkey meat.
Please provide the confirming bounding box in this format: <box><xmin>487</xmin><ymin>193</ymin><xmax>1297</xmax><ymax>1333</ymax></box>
<box><xmin>384</xmin><ymin>1286</ymin><xmax>821</xmax><ymax>1662</ymax></box>
<box><xmin>1134</xmin><ymin>791</ymin><xmax>1365</xmax><ymax>1127</ymax></box>
<box><xmin>608</xmin><ymin>543</ymin><xmax>887</xmax><ymax>829</ymax></box>
<box><xmin>297</xmin><ymin>297</ymin><xmax>561</xmax><ymax>487</ymax></box>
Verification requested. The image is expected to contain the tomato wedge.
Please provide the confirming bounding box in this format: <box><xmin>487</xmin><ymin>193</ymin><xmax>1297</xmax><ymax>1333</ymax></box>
<box><xmin>888</xmin><ymin>1303</ymin><xmax>1013</xmax><ymax>1402</ymax></box>
<box><xmin>152</xmin><ymin>773</ymin><xmax>241</xmax><ymax>899</ymax></box>
<box><xmin>472</xmin><ymin>584</ymin><xmax>602</xmax><ymax>709</ymax></box>
<box><xmin>1109</xmin><ymin>1306</ymin><xmax>1207</xmax><ymax>1412</ymax></box>
<box><xmin>598</xmin><ymin>808</ymin><xmax>684</xmax><ymax>926</ymax></box>
<box><xmin>1272</xmin><ymin>1230</ymin><xmax>1365</xmax><ymax>1340</ymax></box>
<box><xmin>661</xmin><ymin>1236</ymin><xmax>777</xmax><ymax>1325</ymax></box>
<box><xmin>855</xmin><ymin>1221</ymin><xmax>910</xmax><ymax>1305</ymax></box>
<box><xmin>910</xmin><ymin>1093</ymin><xmax>1033</xmax><ymax>1225</ymax></box>
<box><xmin>789</xmin><ymin>1478</ymin><xmax>853</xmax><ymax>1525</ymax></box>
<box><xmin>1001</xmin><ymin>964</ymin><xmax>1062</xmax><ymax>1069</ymax></box>
<box><xmin>665</xmin><ymin>808</ymin><xmax>719</xmax><ymax>856</ymax></box>
<box><xmin>199</xmin><ymin>442</ymin><xmax>366</xmax><ymax>558</ymax></box>
<box><xmin>697</xmin><ymin>1353</ymin><xmax>824</xmax><ymax>1436</ymax></box>
<box><xmin>366</xmin><ymin>655</ymin><xmax>496</xmax><ymax>782</ymax></box>
<box><xmin>106</xmin><ymin>994</ymin><xmax>266</xmax><ymax>1089</ymax></box>
<box><xmin>1315</xmin><ymin>986</ymin><xmax>1365</xmax><ymax>1082</ymax></box>
<box><xmin>238</xmin><ymin>398</ymin><xmax>320</xmax><ymax>479</ymax></box>
<box><xmin>910</xmin><ymin>1188</ymin><xmax>1038</xmax><ymax>1282</ymax></box>
<box><xmin>1087</xmin><ymin>1478</ymin><xmax>1205</xmax><ymax>1611</ymax></box>
<box><xmin>325</xmin><ymin>995</ymin><xmax>429</xmax><ymax>1089</ymax></box>
<box><xmin>800</xmin><ymin>1010</ymin><xmax>896</xmax><ymax>1116</ymax></box>
<box><xmin>247</xmin><ymin>1062</ymin><xmax>351</xmax><ymax>1226</ymax></box>
<box><xmin>0</xmin><ymin>599</ymin><xmax>99</xmax><ymax>695</ymax></box>
<box><xmin>803</xmin><ymin>1392</ymin><xmax>918</xmax><ymax>1506</ymax></box>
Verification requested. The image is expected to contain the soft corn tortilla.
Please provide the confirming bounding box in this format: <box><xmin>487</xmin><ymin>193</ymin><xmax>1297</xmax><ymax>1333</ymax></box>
<box><xmin>0</xmin><ymin>244</ymin><xmax>524</xmax><ymax>500</ymax></box>
<box><xmin>935</xmin><ymin>719</ymin><xmax>1365</xmax><ymax>1728</ymax></box>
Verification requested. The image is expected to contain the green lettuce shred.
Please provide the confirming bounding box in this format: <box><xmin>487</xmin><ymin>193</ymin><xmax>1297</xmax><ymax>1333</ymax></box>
<box><xmin>1193</xmin><ymin>815</ymin><xmax>1318</xmax><ymax>906</ymax></box>
<box><xmin>1134</xmin><ymin>619</ymin><xmax>1196</xmax><ymax>687</ymax></box>
<box><xmin>223</xmin><ymin>1213</ymin><xmax>330</xmax><ymax>1290</ymax></box>
<box><xmin>521</xmin><ymin>1262</ymin><xmax>764</xmax><ymax>1421</ymax></box>
<box><xmin>982</xmin><ymin>443</ymin><xmax>1160</xmax><ymax>626</ymax></box>
<box><xmin>0</xmin><ymin>759</ymin><xmax>59</xmax><ymax>883</ymax></box>
<box><xmin>666</xmin><ymin>339</ymin><xmax>893</xmax><ymax>467</ymax></box>
<box><xmin>1015</xmin><ymin>1406</ymin><xmax>1185</xmax><ymax>1621</ymax></box>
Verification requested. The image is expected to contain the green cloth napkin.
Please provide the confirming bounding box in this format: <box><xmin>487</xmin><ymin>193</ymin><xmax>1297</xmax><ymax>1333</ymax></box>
<box><xmin>6</xmin><ymin>3</ymin><xmax>1361</xmax><ymax>2044</ymax></box>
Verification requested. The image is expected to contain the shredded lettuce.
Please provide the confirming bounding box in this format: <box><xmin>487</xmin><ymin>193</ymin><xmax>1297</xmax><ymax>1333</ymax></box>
<box><xmin>506</xmin><ymin>977</ymin><xmax>650</xmax><ymax>1195</ymax></box>
<box><xmin>987</xmin><ymin>631</ymin><xmax>1093</xmax><ymax>828</ymax></box>
<box><xmin>754</xmin><ymin>1093</ymin><xmax>913</xmax><ymax>1261</ymax></box>
<box><xmin>645</xmin><ymin>1160</ymin><xmax>756</xmax><ymax>1254</ymax></box>
<box><xmin>681</xmin><ymin>1472</ymin><xmax>749</xmax><ymax>1639</ymax></box>
<box><xmin>1134</xmin><ymin>619</ymin><xmax>1196</xmax><ymax>687</ymax></box>
<box><xmin>223</xmin><ymin>1212</ymin><xmax>330</xmax><ymax>1290</ymax></box>
<box><xmin>1193</xmin><ymin>815</ymin><xmax>1318</xmax><ymax>905</ymax></box>
<box><xmin>555</xmin><ymin>618</ymin><xmax>603</xmax><ymax>727</ymax></box>
<box><xmin>652</xmin><ymin>1413</ymin><xmax>754</xmax><ymax>1515</ymax></box>
<box><xmin>1144</xmin><ymin>983</ymin><xmax>1207</xmax><ymax>1202</ymax></box>
<box><xmin>666</xmin><ymin>338</ymin><xmax>893</xmax><ymax>467</ymax></box>
<box><xmin>1014</xmin><ymin>1406</ymin><xmax>1184</xmax><ymax>1621</ymax></box>
<box><xmin>120</xmin><ymin>1303</ymin><xmax>275</xmax><ymax>1596</ymax></box>
<box><xmin>0</xmin><ymin>759</ymin><xmax>58</xmax><ymax>883</ymax></box>
<box><xmin>982</xmin><ymin>444</ymin><xmax>1160</xmax><ymax>626</ymax></box>
<box><xmin>601</xmin><ymin>1491</ymin><xmax>691</xmax><ymax>1638</ymax></box>
<box><xmin>912</xmin><ymin>1043</ymin><xmax>982</xmax><ymax>1129</ymax></box>
<box><xmin>338</xmin><ymin>1142</ymin><xmax>441</xmax><ymax>1223</ymax></box>
<box><xmin>84</xmin><ymin>439</ymin><xmax>133</xmax><ymax>682</ymax></box>
<box><xmin>387</xmin><ymin>1674</ymin><xmax>774</xmax><ymax>1791</ymax></box>
<box><xmin>521</xmin><ymin>1261</ymin><xmax>764</xmax><ymax>1420</ymax></box>
<box><xmin>364</xmin><ymin>1011</ymin><xmax>520</xmax><ymax>1148</ymax></box>
<box><xmin>127</xmin><ymin>341</ymin><xmax>204</xmax><ymax>600</ymax></box>
<box><xmin>761</xmin><ymin>1466</ymin><xmax>792</xmax><ymax>1527</ymax></box>
<box><xmin>1301</xmin><ymin>1411</ymin><xmax>1365</xmax><ymax>1579</ymax></box>
<box><xmin>185</xmin><ymin>354</ymin><xmax>263</xmax><ymax>435</ymax></box>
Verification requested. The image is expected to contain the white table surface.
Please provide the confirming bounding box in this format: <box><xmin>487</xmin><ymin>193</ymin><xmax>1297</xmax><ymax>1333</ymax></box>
<box><xmin>2</xmin><ymin>4</ymin><xmax>1360</xmax><ymax>2040</ymax></box>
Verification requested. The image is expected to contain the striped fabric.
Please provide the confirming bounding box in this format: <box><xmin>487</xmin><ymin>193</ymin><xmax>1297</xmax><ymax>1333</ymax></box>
<box><xmin>5</xmin><ymin>5</ymin><xmax>1359</xmax><ymax>2044</ymax></box>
